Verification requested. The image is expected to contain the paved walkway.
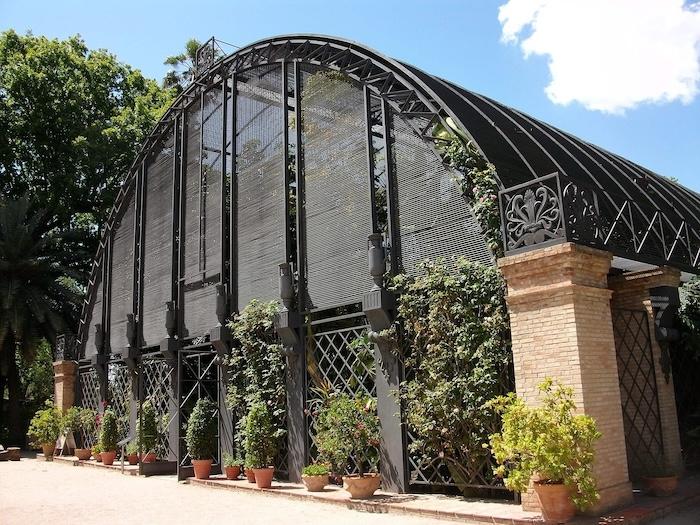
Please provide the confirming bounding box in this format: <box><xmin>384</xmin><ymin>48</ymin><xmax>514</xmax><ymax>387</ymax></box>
<box><xmin>0</xmin><ymin>457</ymin><xmax>457</xmax><ymax>525</ymax></box>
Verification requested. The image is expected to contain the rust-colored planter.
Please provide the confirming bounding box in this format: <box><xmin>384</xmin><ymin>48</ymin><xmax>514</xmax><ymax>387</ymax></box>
<box><xmin>75</xmin><ymin>448</ymin><xmax>92</xmax><ymax>461</ymax></box>
<box><xmin>225</xmin><ymin>465</ymin><xmax>241</xmax><ymax>480</ymax></box>
<box><xmin>140</xmin><ymin>452</ymin><xmax>157</xmax><ymax>463</ymax></box>
<box><xmin>101</xmin><ymin>450</ymin><xmax>117</xmax><ymax>466</ymax></box>
<box><xmin>245</xmin><ymin>467</ymin><xmax>256</xmax><ymax>483</ymax></box>
<box><xmin>253</xmin><ymin>467</ymin><xmax>275</xmax><ymax>488</ymax></box>
<box><xmin>644</xmin><ymin>476</ymin><xmax>678</xmax><ymax>497</ymax></box>
<box><xmin>41</xmin><ymin>443</ymin><xmax>54</xmax><ymax>459</ymax></box>
<box><xmin>343</xmin><ymin>473</ymin><xmax>381</xmax><ymax>499</ymax></box>
<box><xmin>534</xmin><ymin>482</ymin><xmax>576</xmax><ymax>524</ymax></box>
<box><xmin>94</xmin><ymin>452</ymin><xmax>103</xmax><ymax>462</ymax></box>
<box><xmin>302</xmin><ymin>474</ymin><xmax>329</xmax><ymax>492</ymax></box>
<box><xmin>192</xmin><ymin>459</ymin><xmax>213</xmax><ymax>479</ymax></box>
<box><xmin>127</xmin><ymin>453</ymin><xmax>139</xmax><ymax>465</ymax></box>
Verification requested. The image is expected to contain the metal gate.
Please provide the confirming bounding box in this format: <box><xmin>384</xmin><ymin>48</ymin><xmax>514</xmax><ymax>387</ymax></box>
<box><xmin>78</xmin><ymin>365</ymin><xmax>101</xmax><ymax>449</ymax></box>
<box><xmin>107</xmin><ymin>361</ymin><xmax>132</xmax><ymax>443</ymax></box>
<box><xmin>612</xmin><ymin>308</ymin><xmax>664</xmax><ymax>479</ymax></box>
<box><xmin>140</xmin><ymin>354</ymin><xmax>177</xmax><ymax>460</ymax></box>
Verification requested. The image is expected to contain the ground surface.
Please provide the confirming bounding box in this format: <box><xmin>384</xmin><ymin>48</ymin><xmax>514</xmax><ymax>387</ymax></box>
<box><xmin>0</xmin><ymin>457</ymin><xmax>456</xmax><ymax>525</ymax></box>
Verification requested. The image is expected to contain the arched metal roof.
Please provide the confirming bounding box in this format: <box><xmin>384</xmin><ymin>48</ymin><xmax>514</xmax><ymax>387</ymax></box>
<box><xmin>78</xmin><ymin>34</ymin><xmax>700</xmax><ymax>343</ymax></box>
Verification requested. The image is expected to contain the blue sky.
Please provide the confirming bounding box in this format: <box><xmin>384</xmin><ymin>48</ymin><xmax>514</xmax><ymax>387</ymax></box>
<box><xmin>2</xmin><ymin>0</ymin><xmax>699</xmax><ymax>191</ymax></box>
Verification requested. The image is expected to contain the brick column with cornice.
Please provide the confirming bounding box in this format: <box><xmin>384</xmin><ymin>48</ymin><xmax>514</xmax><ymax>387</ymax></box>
<box><xmin>609</xmin><ymin>267</ymin><xmax>683</xmax><ymax>478</ymax></box>
<box><xmin>498</xmin><ymin>242</ymin><xmax>633</xmax><ymax>514</ymax></box>
<box><xmin>53</xmin><ymin>360</ymin><xmax>78</xmax><ymax>412</ymax></box>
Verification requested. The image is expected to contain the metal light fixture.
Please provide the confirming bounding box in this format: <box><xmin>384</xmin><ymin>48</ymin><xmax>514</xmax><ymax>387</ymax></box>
<box><xmin>362</xmin><ymin>234</ymin><xmax>395</xmax><ymax>332</ymax></box>
<box><xmin>275</xmin><ymin>262</ymin><xmax>301</xmax><ymax>349</ymax></box>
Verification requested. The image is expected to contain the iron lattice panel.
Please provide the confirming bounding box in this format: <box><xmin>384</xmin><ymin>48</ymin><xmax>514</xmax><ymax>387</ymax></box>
<box><xmin>141</xmin><ymin>358</ymin><xmax>176</xmax><ymax>459</ymax></box>
<box><xmin>613</xmin><ymin>309</ymin><xmax>664</xmax><ymax>478</ymax></box>
<box><xmin>79</xmin><ymin>367</ymin><xmax>100</xmax><ymax>449</ymax></box>
<box><xmin>305</xmin><ymin>320</ymin><xmax>375</xmax><ymax>473</ymax></box>
<box><xmin>108</xmin><ymin>362</ymin><xmax>132</xmax><ymax>443</ymax></box>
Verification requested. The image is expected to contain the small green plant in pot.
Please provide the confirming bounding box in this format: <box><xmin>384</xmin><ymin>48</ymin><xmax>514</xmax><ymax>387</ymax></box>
<box><xmin>65</xmin><ymin>407</ymin><xmax>96</xmax><ymax>460</ymax></box>
<box><xmin>185</xmin><ymin>398</ymin><xmax>218</xmax><ymax>479</ymax></box>
<box><xmin>223</xmin><ymin>452</ymin><xmax>244</xmax><ymax>480</ymax></box>
<box><xmin>316</xmin><ymin>393</ymin><xmax>381</xmax><ymax>499</ymax></box>
<box><xmin>244</xmin><ymin>400</ymin><xmax>280</xmax><ymax>488</ymax></box>
<box><xmin>488</xmin><ymin>379</ymin><xmax>601</xmax><ymax>524</ymax></box>
<box><xmin>126</xmin><ymin>442</ymin><xmax>139</xmax><ymax>465</ymax></box>
<box><xmin>137</xmin><ymin>401</ymin><xmax>158</xmax><ymax>463</ymax></box>
<box><xmin>98</xmin><ymin>409</ymin><xmax>119</xmax><ymax>465</ymax></box>
<box><xmin>27</xmin><ymin>401</ymin><xmax>63</xmax><ymax>460</ymax></box>
<box><xmin>302</xmin><ymin>463</ymin><xmax>330</xmax><ymax>492</ymax></box>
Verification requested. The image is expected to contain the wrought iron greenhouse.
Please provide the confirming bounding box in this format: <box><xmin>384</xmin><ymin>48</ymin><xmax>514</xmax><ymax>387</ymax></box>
<box><xmin>59</xmin><ymin>35</ymin><xmax>700</xmax><ymax>507</ymax></box>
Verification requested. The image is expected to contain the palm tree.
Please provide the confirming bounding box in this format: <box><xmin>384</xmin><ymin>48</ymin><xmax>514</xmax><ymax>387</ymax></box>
<box><xmin>0</xmin><ymin>196</ymin><xmax>82</xmax><ymax>445</ymax></box>
<box><xmin>163</xmin><ymin>38</ymin><xmax>203</xmax><ymax>95</ymax></box>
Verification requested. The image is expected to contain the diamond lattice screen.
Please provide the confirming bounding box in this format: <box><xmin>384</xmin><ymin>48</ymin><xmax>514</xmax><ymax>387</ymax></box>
<box><xmin>391</xmin><ymin>113</ymin><xmax>491</xmax><ymax>275</ymax></box>
<box><xmin>141</xmin><ymin>128</ymin><xmax>175</xmax><ymax>346</ymax></box>
<box><xmin>109</xmin><ymin>194</ymin><xmax>135</xmax><ymax>352</ymax></box>
<box><xmin>300</xmin><ymin>67</ymin><xmax>372</xmax><ymax>310</ymax></box>
<box><xmin>235</xmin><ymin>65</ymin><xmax>286</xmax><ymax>311</ymax></box>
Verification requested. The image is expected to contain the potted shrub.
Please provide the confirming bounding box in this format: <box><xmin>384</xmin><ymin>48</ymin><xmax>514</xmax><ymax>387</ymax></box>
<box><xmin>489</xmin><ymin>379</ymin><xmax>601</xmax><ymax>524</ymax></box>
<box><xmin>244</xmin><ymin>401</ymin><xmax>279</xmax><ymax>489</ymax></box>
<box><xmin>125</xmin><ymin>442</ymin><xmax>139</xmax><ymax>465</ymax></box>
<box><xmin>137</xmin><ymin>401</ymin><xmax>158</xmax><ymax>463</ymax></box>
<box><xmin>316</xmin><ymin>394</ymin><xmax>381</xmax><ymax>499</ymax></box>
<box><xmin>185</xmin><ymin>398</ymin><xmax>218</xmax><ymax>479</ymax></box>
<box><xmin>27</xmin><ymin>401</ymin><xmax>63</xmax><ymax>460</ymax></box>
<box><xmin>99</xmin><ymin>409</ymin><xmax>119</xmax><ymax>466</ymax></box>
<box><xmin>643</xmin><ymin>463</ymin><xmax>679</xmax><ymax>497</ymax></box>
<box><xmin>64</xmin><ymin>407</ymin><xmax>96</xmax><ymax>460</ymax></box>
<box><xmin>92</xmin><ymin>443</ymin><xmax>103</xmax><ymax>462</ymax></box>
<box><xmin>223</xmin><ymin>452</ymin><xmax>244</xmax><ymax>480</ymax></box>
<box><xmin>302</xmin><ymin>463</ymin><xmax>330</xmax><ymax>492</ymax></box>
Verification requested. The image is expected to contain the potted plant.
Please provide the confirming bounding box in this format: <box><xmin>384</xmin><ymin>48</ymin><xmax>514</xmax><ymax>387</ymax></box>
<box><xmin>99</xmin><ymin>409</ymin><xmax>119</xmax><ymax>466</ymax></box>
<box><xmin>137</xmin><ymin>401</ymin><xmax>158</xmax><ymax>463</ymax></box>
<box><xmin>488</xmin><ymin>379</ymin><xmax>601</xmax><ymax>524</ymax></box>
<box><xmin>244</xmin><ymin>401</ymin><xmax>279</xmax><ymax>489</ymax></box>
<box><xmin>302</xmin><ymin>463</ymin><xmax>330</xmax><ymax>492</ymax></box>
<box><xmin>27</xmin><ymin>401</ymin><xmax>63</xmax><ymax>460</ymax></box>
<box><xmin>122</xmin><ymin>442</ymin><xmax>137</xmax><ymax>465</ymax></box>
<box><xmin>185</xmin><ymin>398</ymin><xmax>218</xmax><ymax>479</ymax></box>
<box><xmin>643</xmin><ymin>463</ymin><xmax>679</xmax><ymax>497</ymax></box>
<box><xmin>64</xmin><ymin>407</ymin><xmax>96</xmax><ymax>460</ymax></box>
<box><xmin>223</xmin><ymin>452</ymin><xmax>244</xmax><ymax>480</ymax></box>
<box><xmin>92</xmin><ymin>443</ymin><xmax>103</xmax><ymax>462</ymax></box>
<box><xmin>316</xmin><ymin>394</ymin><xmax>381</xmax><ymax>499</ymax></box>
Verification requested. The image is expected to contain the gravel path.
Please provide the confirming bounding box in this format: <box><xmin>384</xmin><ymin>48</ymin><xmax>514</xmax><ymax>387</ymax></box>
<box><xmin>0</xmin><ymin>457</ymin><xmax>456</xmax><ymax>525</ymax></box>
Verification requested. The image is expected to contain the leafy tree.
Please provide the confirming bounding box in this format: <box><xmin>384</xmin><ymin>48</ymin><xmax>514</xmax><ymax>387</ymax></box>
<box><xmin>0</xmin><ymin>30</ymin><xmax>174</xmax><ymax>275</ymax></box>
<box><xmin>0</xmin><ymin>196</ymin><xmax>81</xmax><ymax>445</ymax></box>
<box><xmin>163</xmin><ymin>38</ymin><xmax>224</xmax><ymax>95</ymax></box>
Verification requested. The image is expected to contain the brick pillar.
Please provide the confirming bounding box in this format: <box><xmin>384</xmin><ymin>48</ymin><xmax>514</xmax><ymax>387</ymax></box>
<box><xmin>609</xmin><ymin>267</ymin><xmax>683</xmax><ymax>476</ymax></box>
<box><xmin>498</xmin><ymin>243</ymin><xmax>632</xmax><ymax>513</ymax></box>
<box><xmin>53</xmin><ymin>360</ymin><xmax>78</xmax><ymax>412</ymax></box>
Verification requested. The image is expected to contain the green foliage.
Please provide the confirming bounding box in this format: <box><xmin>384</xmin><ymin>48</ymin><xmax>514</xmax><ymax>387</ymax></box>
<box><xmin>92</xmin><ymin>443</ymin><xmax>102</xmax><ymax>454</ymax></box>
<box><xmin>27</xmin><ymin>400</ymin><xmax>63</xmax><ymax>447</ymax></box>
<box><xmin>126</xmin><ymin>442</ymin><xmax>138</xmax><ymax>455</ymax></box>
<box><xmin>16</xmin><ymin>340</ymin><xmax>55</xmax><ymax>415</ymax></box>
<box><xmin>679</xmin><ymin>278</ymin><xmax>700</xmax><ymax>360</ymax></box>
<box><xmin>137</xmin><ymin>401</ymin><xmax>158</xmax><ymax>453</ymax></box>
<box><xmin>185</xmin><ymin>398</ymin><xmax>218</xmax><ymax>460</ymax></box>
<box><xmin>163</xmin><ymin>38</ymin><xmax>221</xmax><ymax>94</ymax></box>
<box><xmin>99</xmin><ymin>409</ymin><xmax>119</xmax><ymax>452</ymax></box>
<box><xmin>243</xmin><ymin>401</ymin><xmax>281</xmax><ymax>469</ymax></box>
<box><xmin>223</xmin><ymin>452</ymin><xmax>244</xmax><ymax>467</ymax></box>
<box><xmin>390</xmin><ymin>258</ymin><xmax>511</xmax><ymax>492</ymax></box>
<box><xmin>488</xmin><ymin>379</ymin><xmax>601</xmax><ymax>510</ymax></box>
<box><xmin>302</xmin><ymin>463</ymin><xmax>330</xmax><ymax>476</ymax></box>
<box><xmin>226</xmin><ymin>300</ymin><xmax>286</xmax><ymax>461</ymax></box>
<box><xmin>315</xmin><ymin>394</ymin><xmax>380</xmax><ymax>477</ymax></box>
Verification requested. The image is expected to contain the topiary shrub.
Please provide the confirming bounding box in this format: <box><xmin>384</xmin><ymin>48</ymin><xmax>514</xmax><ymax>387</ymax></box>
<box><xmin>243</xmin><ymin>400</ymin><xmax>280</xmax><ymax>469</ymax></box>
<box><xmin>137</xmin><ymin>401</ymin><xmax>158</xmax><ymax>453</ymax></box>
<box><xmin>27</xmin><ymin>400</ymin><xmax>63</xmax><ymax>448</ymax></box>
<box><xmin>99</xmin><ymin>409</ymin><xmax>119</xmax><ymax>452</ymax></box>
<box><xmin>488</xmin><ymin>378</ymin><xmax>601</xmax><ymax>510</ymax></box>
<box><xmin>315</xmin><ymin>393</ymin><xmax>380</xmax><ymax>477</ymax></box>
<box><xmin>185</xmin><ymin>398</ymin><xmax>218</xmax><ymax>460</ymax></box>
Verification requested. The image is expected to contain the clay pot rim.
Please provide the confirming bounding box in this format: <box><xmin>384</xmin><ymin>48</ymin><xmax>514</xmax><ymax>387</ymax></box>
<box><xmin>342</xmin><ymin>473</ymin><xmax>380</xmax><ymax>480</ymax></box>
<box><xmin>533</xmin><ymin>479</ymin><xmax>566</xmax><ymax>486</ymax></box>
<box><xmin>302</xmin><ymin>473</ymin><xmax>329</xmax><ymax>479</ymax></box>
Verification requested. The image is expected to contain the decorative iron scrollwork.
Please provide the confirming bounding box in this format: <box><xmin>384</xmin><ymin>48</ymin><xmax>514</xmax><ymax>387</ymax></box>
<box><xmin>55</xmin><ymin>333</ymin><xmax>77</xmax><ymax>361</ymax></box>
<box><xmin>503</xmin><ymin>182</ymin><xmax>563</xmax><ymax>251</ymax></box>
<box><xmin>563</xmin><ymin>182</ymin><xmax>601</xmax><ymax>244</ymax></box>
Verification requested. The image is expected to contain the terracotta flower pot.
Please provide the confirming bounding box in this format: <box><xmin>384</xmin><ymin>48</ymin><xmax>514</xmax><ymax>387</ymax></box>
<box><xmin>192</xmin><ymin>459</ymin><xmax>213</xmax><ymax>479</ymax></box>
<box><xmin>140</xmin><ymin>452</ymin><xmax>157</xmax><ymax>463</ymax></box>
<box><xmin>343</xmin><ymin>473</ymin><xmax>381</xmax><ymax>499</ymax></box>
<box><xmin>75</xmin><ymin>448</ymin><xmax>92</xmax><ymax>461</ymax></box>
<box><xmin>644</xmin><ymin>476</ymin><xmax>678</xmax><ymax>497</ymax></box>
<box><xmin>245</xmin><ymin>468</ymin><xmax>256</xmax><ymax>483</ymax></box>
<box><xmin>534</xmin><ymin>482</ymin><xmax>576</xmax><ymax>524</ymax></box>
<box><xmin>127</xmin><ymin>453</ymin><xmax>139</xmax><ymax>465</ymax></box>
<box><xmin>253</xmin><ymin>467</ymin><xmax>275</xmax><ymax>488</ymax></box>
<box><xmin>41</xmin><ymin>443</ymin><xmax>54</xmax><ymax>459</ymax></box>
<box><xmin>101</xmin><ymin>450</ymin><xmax>117</xmax><ymax>466</ymax></box>
<box><xmin>225</xmin><ymin>465</ymin><xmax>241</xmax><ymax>480</ymax></box>
<box><xmin>302</xmin><ymin>474</ymin><xmax>329</xmax><ymax>492</ymax></box>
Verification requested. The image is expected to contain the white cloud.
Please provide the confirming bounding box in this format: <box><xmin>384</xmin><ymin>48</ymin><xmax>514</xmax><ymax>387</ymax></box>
<box><xmin>498</xmin><ymin>0</ymin><xmax>700</xmax><ymax>114</ymax></box>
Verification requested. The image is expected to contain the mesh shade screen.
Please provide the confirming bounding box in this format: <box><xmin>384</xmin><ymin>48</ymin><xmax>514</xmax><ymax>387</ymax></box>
<box><xmin>182</xmin><ymin>101</ymin><xmax>201</xmax><ymax>280</ymax></box>
<box><xmin>300</xmin><ymin>67</ymin><xmax>372</xmax><ymax>310</ymax></box>
<box><xmin>84</xmin><ymin>276</ymin><xmax>102</xmax><ymax>357</ymax></box>
<box><xmin>391</xmin><ymin>113</ymin><xmax>491</xmax><ymax>275</ymax></box>
<box><xmin>141</xmin><ymin>128</ymin><xmax>175</xmax><ymax>346</ymax></box>
<box><xmin>235</xmin><ymin>65</ymin><xmax>286</xmax><ymax>311</ymax></box>
<box><xmin>109</xmin><ymin>195</ymin><xmax>135</xmax><ymax>352</ymax></box>
<box><xmin>201</xmin><ymin>87</ymin><xmax>223</xmax><ymax>271</ymax></box>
